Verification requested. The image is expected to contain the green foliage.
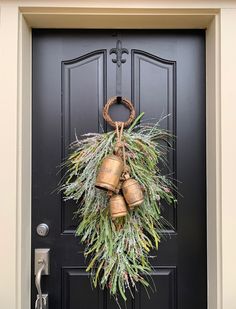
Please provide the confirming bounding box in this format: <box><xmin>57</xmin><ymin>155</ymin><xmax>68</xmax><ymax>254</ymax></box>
<box><xmin>60</xmin><ymin>115</ymin><xmax>176</xmax><ymax>304</ymax></box>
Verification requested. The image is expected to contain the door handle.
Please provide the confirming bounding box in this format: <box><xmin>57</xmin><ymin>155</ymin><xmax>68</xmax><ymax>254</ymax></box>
<box><xmin>35</xmin><ymin>259</ymin><xmax>45</xmax><ymax>309</ymax></box>
<box><xmin>35</xmin><ymin>249</ymin><xmax>50</xmax><ymax>309</ymax></box>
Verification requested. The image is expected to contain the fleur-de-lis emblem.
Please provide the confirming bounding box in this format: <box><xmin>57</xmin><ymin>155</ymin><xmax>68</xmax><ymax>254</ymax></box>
<box><xmin>110</xmin><ymin>40</ymin><xmax>129</xmax><ymax>67</ymax></box>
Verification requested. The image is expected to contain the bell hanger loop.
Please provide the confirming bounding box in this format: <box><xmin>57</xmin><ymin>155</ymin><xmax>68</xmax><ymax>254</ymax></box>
<box><xmin>109</xmin><ymin>40</ymin><xmax>129</xmax><ymax>104</ymax></box>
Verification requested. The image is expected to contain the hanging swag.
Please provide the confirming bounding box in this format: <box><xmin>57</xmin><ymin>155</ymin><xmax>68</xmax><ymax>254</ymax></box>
<box><xmin>60</xmin><ymin>96</ymin><xmax>176</xmax><ymax>303</ymax></box>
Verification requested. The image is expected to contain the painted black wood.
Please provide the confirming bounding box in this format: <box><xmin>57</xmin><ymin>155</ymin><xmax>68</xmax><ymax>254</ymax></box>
<box><xmin>32</xmin><ymin>29</ymin><xmax>207</xmax><ymax>309</ymax></box>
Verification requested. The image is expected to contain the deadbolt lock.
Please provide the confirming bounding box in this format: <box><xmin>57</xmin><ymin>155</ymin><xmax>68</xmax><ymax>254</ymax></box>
<box><xmin>36</xmin><ymin>223</ymin><xmax>49</xmax><ymax>237</ymax></box>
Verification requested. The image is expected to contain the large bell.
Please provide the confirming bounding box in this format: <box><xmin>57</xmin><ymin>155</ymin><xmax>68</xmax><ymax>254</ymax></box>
<box><xmin>109</xmin><ymin>194</ymin><xmax>128</xmax><ymax>219</ymax></box>
<box><xmin>95</xmin><ymin>155</ymin><xmax>123</xmax><ymax>192</ymax></box>
<box><xmin>122</xmin><ymin>178</ymin><xmax>144</xmax><ymax>208</ymax></box>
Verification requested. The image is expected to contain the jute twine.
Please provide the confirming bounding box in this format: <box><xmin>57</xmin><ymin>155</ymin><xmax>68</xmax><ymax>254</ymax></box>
<box><xmin>103</xmin><ymin>97</ymin><xmax>134</xmax><ymax>221</ymax></box>
<box><xmin>115</xmin><ymin>121</ymin><xmax>130</xmax><ymax>177</ymax></box>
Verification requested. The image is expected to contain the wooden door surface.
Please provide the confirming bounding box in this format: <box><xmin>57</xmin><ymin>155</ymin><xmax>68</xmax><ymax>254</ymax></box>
<box><xmin>32</xmin><ymin>29</ymin><xmax>206</xmax><ymax>309</ymax></box>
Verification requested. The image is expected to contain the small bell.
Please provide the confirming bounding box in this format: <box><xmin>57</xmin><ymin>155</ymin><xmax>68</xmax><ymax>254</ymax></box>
<box><xmin>122</xmin><ymin>178</ymin><xmax>144</xmax><ymax>208</ymax></box>
<box><xmin>95</xmin><ymin>155</ymin><xmax>123</xmax><ymax>192</ymax></box>
<box><xmin>109</xmin><ymin>194</ymin><xmax>128</xmax><ymax>219</ymax></box>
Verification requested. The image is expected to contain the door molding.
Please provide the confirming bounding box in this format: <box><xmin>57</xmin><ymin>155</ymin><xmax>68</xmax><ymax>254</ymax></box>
<box><xmin>2</xmin><ymin>3</ymin><xmax>233</xmax><ymax>309</ymax></box>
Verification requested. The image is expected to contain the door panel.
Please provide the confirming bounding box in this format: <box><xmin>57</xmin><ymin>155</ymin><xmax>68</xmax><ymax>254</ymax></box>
<box><xmin>132</xmin><ymin>49</ymin><xmax>177</xmax><ymax>231</ymax></box>
<box><xmin>32</xmin><ymin>29</ymin><xmax>206</xmax><ymax>309</ymax></box>
<box><xmin>61</xmin><ymin>49</ymin><xmax>107</xmax><ymax>234</ymax></box>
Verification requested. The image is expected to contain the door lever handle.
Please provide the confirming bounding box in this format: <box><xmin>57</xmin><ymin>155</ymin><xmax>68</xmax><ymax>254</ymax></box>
<box><xmin>35</xmin><ymin>249</ymin><xmax>50</xmax><ymax>309</ymax></box>
<box><xmin>35</xmin><ymin>259</ymin><xmax>45</xmax><ymax>309</ymax></box>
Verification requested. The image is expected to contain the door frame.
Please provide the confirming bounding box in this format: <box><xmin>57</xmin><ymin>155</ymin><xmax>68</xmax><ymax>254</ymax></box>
<box><xmin>2</xmin><ymin>2</ymin><xmax>235</xmax><ymax>309</ymax></box>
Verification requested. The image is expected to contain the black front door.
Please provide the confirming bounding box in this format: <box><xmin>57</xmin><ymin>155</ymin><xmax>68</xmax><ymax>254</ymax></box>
<box><xmin>32</xmin><ymin>29</ymin><xmax>206</xmax><ymax>309</ymax></box>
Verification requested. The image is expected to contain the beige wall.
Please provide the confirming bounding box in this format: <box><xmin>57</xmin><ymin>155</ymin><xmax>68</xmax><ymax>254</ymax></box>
<box><xmin>0</xmin><ymin>1</ymin><xmax>236</xmax><ymax>309</ymax></box>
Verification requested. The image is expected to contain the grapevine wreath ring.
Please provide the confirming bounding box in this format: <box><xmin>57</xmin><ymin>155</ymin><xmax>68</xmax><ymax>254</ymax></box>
<box><xmin>60</xmin><ymin>97</ymin><xmax>176</xmax><ymax>306</ymax></box>
<box><xmin>102</xmin><ymin>96</ymin><xmax>136</xmax><ymax>128</ymax></box>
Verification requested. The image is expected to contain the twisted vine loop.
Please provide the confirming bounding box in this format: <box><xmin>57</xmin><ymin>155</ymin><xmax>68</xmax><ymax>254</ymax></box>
<box><xmin>103</xmin><ymin>96</ymin><xmax>136</xmax><ymax>128</ymax></box>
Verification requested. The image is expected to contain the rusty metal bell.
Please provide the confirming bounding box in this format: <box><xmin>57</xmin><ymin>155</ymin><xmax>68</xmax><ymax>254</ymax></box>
<box><xmin>95</xmin><ymin>155</ymin><xmax>124</xmax><ymax>192</ymax></box>
<box><xmin>122</xmin><ymin>178</ymin><xmax>144</xmax><ymax>208</ymax></box>
<box><xmin>109</xmin><ymin>194</ymin><xmax>128</xmax><ymax>219</ymax></box>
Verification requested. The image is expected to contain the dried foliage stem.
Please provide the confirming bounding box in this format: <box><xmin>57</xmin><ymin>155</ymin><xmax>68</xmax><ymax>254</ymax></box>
<box><xmin>60</xmin><ymin>114</ymin><xmax>176</xmax><ymax>303</ymax></box>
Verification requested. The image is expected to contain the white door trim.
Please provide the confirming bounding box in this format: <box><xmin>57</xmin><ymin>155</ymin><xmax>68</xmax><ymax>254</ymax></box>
<box><xmin>2</xmin><ymin>3</ymin><xmax>234</xmax><ymax>309</ymax></box>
